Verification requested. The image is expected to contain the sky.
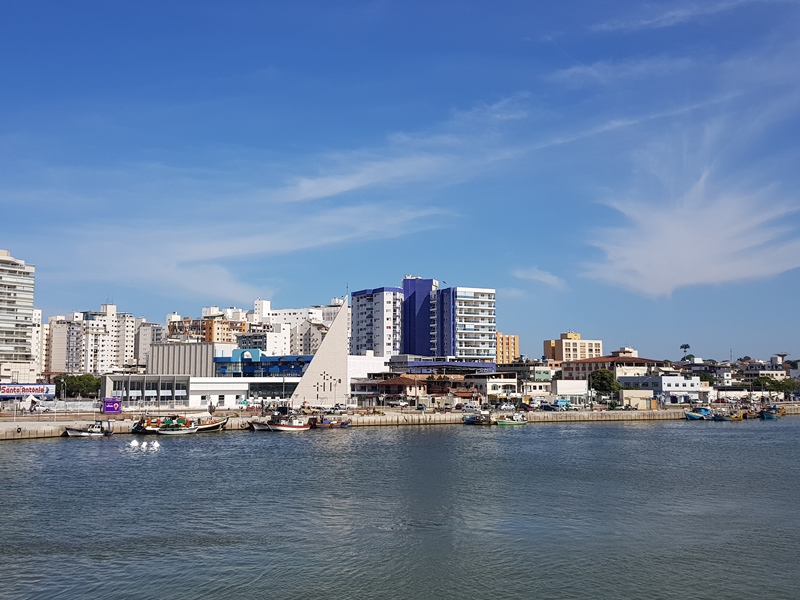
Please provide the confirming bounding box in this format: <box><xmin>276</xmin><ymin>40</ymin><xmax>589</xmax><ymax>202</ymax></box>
<box><xmin>2</xmin><ymin>0</ymin><xmax>799</xmax><ymax>363</ymax></box>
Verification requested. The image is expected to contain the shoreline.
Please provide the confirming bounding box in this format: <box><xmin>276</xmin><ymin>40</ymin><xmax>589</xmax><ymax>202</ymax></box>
<box><xmin>3</xmin><ymin>405</ymin><xmax>798</xmax><ymax>441</ymax></box>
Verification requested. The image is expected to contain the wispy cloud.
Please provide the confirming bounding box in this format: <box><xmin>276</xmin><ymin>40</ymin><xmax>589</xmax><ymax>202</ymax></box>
<box><xmin>36</xmin><ymin>204</ymin><xmax>450</xmax><ymax>306</ymax></box>
<box><xmin>513</xmin><ymin>267</ymin><xmax>566</xmax><ymax>290</ymax></box>
<box><xmin>583</xmin><ymin>157</ymin><xmax>800</xmax><ymax>297</ymax></box>
<box><xmin>591</xmin><ymin>0</ymin><xmax>778</xmax><ymax>32</ymax></box>
<box><xmin>548</xmin><ymin>56</ymin><xmax>694</xmax><ymax>86</ymax></box>
<box><xmin>264</xmin><ymin>95</ymin><xmax>534</xmax><ymax>204</ymax></box>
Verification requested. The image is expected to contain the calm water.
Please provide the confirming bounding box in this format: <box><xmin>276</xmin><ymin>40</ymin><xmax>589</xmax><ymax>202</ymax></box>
<box><xmin>1</xmin><ymin>418</ymin><xmax>799</xmax><ymax>600</ymax></box>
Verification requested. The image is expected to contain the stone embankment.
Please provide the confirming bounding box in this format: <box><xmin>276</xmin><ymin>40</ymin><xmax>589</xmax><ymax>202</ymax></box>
<box><xmin>2</xmin><ymin>405</ymin><xmax>798</xmax><ymax>441</ymax></box>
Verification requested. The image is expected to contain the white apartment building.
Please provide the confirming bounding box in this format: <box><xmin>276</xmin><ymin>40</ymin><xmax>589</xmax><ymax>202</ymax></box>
<box><xmin>290</xmin><ymin>320</ymin><xmax>327</xmax><ymax>355</ymax></box>
<box><xmin>237</xmin><ymin>323</ymin><xmax>291</xmax><ymax>356</ymax></box>
<box><xmin>46</xmin><ymin>304</ymin><xmax>136</xmax><ymax>376</ymax></box>
<box><xmin>433</xmin><ymin>286</ymin><xmax>496</xmax><ymax>361</ymax></box>
<box><xmin>0</xmin><ymin>250</ymin><xmax>36</xmax><ymax>383</ymax></box>
<box><xmin>350</xmin><ymin>287</ymin><xmax>403</xmax><ymax>357</ymax></box>
<box><xmin>135</xmin><ymin>320</ymin><xmax>164</xmax><ymax>367</ymax></box>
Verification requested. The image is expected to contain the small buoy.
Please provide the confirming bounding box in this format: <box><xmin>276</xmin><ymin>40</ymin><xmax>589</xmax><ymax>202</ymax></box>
<box><xmin>16</xmin><ymin>426</ymin><xmax>22</xmax><ymax>433</ymax></box>
<box><xmin>141</xmin><ymin>441</ymin><xmax>148</xmax><ymax>450</ymax></box>
<box><xmin>129</xmin><ymin>439</ymin><xmax>139</xmax><ymax>447</ymax></box>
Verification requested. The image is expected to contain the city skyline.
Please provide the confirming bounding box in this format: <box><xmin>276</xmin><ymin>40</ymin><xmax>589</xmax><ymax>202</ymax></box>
<box><xmin>2</xmin><ymin>1</ymin><xmax>799</xmax><ymax>361</ymax></box>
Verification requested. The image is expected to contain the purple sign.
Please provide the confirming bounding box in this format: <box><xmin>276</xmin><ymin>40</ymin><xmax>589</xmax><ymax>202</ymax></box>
<box><xmin>102</xmin><ymin>398</ymin><xmax>122</xmax><ymax>414</ymax></box>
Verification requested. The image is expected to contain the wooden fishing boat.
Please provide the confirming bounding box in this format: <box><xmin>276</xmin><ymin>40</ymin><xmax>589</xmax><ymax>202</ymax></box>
<box><xmin>463</xmin><ymin>412</ymin><xmax>496</xmax><ymax>426</ymax></box>
<box><xmin>309</xmin><ymin>416</ymin><xmax>352</xmax><ymax>428</ymax></box>
<box><xmin>250</xmin><ymin>417</ymin><xmax>310</xmax><ymax>432</ymax></box>
<box><xmin>496</xmin><ymin>413</ymin><xmax>527</xmax><ymax>426</ymax></box>
<box><xmin>195</xmin><ymin>416</ymin><xmax>229</xmax><ymax>432</ymax></box>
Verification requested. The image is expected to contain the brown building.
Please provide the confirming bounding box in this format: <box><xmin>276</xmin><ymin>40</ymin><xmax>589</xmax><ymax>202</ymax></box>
<box><xmin>495</xmin><ymin>332</ymin><xmax>520</xmax><ymax>364</ymax></box>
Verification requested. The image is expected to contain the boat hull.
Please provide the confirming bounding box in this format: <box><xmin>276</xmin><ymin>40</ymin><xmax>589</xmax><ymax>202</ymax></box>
<box><xmin>156</xmin><ymin>426</ymin><xmax>199</xmax><ymax>435</ymax></box>
<box><xmin>195</xmin><ymin>416</ymin><xmax>229</xmax><ymax>432</ymax></box>
<box><xmin>64</xmin><ymin>428</ymin><xmax>113</xmax><ymax>437</ymax></box>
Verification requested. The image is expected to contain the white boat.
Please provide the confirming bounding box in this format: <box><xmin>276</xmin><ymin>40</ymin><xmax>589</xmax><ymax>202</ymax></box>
<box><xmin>64</xmin><ymin>420</ymin><xmax>114</xmax><ymax>437</ymax></box>
<box><xmin>251</xmin><ymin>416</ymin><xmax>310</xmax><ymax>432</ymax></box>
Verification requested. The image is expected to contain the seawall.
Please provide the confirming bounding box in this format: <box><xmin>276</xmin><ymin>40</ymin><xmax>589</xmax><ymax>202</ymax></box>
<box><xmin>5</xmin><ymin>406</ymin><xmax>797</xmax><ymax>441</ymax></box>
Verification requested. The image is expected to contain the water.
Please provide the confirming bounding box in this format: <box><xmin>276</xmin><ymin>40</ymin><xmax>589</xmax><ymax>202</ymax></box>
<box><xmin>1</xmin><ymin>419</ymin><xmax>799</xmax><ymax>599</ymax></box>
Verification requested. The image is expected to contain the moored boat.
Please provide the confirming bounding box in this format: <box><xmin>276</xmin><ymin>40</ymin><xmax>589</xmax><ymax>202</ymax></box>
<box><xmin>309</xmin><ymin>416</ymin><xmax>351</xmax><ymax>428</ymax></box>
<box><xmin>463</xmin><ymin>411</ymin><xmax>496</xmax><ymax>426</ymax></box>
<box><xmin>686</xmin><ymin>407</ymin><xmax>713</xmax><ymax>420</ymax></box>
<box><xmin>251</xmin><ymin>416</ymin><xmax>311</xmax><ymax>431</ymax></box>
<box><xmin>65</xmin><ymin>420</ymin><xmax>114</xmax><ymax>437</ymax></box>
<box><xmin>267</xmin><ymin>417</ymin><xmax>311</xmax><ymax>432</ymax></box>
<box><xmin>195</xmin><ymin>416</ymin><xmax>229</xmax><ymax>432</ymax></box>
<box><xmin>156</xmin><ymin>424</ymin><xmax>199</xmax><ymax>435</ymax></box>
<box><xmin>496</xmin><ymin>413</ymin><xmax>527</xmax><ymax>425</ymax></box>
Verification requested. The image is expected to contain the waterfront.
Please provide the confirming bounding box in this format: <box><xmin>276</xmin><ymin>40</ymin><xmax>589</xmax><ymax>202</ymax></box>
<box><xmin>1</xmin><ymin>418</ymin><xmax>799</xmax><ymax>599</ymax></box>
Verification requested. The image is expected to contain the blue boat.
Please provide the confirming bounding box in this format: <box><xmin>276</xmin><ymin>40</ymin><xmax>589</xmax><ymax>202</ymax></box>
<box><xmin>686</xmin><ymin>407</ymin><xmax>713</xmax><ymax>420</ymax></box>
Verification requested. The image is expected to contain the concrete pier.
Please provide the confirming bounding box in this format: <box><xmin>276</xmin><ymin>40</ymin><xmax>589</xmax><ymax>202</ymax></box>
<box><xmin>2</xmin><ymin>405</ymin><xmax>797</xmax><ymax>441</ymax></box>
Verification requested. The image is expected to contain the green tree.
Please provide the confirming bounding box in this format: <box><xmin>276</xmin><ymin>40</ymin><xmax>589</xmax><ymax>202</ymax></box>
<box><xmin>589</xmin><ymin>369</ymin><xmax>621</xmax><ymax>395</ymax></box>
<box><xmin>698</xmin><ymin>372</ymin><xmax>716</xmax><ymax>384</ymax></box>
<box><xmin>52</xmin><ymin>374</ymin><xmax>101</xmax><ymax>399</ymax></box>
<box><xmin>680</xmin><ymin>343</ymin><xmax>691</xmax><ymax>359</ymax></box>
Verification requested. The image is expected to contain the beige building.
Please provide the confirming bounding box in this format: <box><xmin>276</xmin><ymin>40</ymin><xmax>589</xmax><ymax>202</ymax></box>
<box><xmin>543</xmin><ymin>331</ymin><xmax>603</xmax><ymax>366</ymax></box>
<box><xmin>495</xmin><ymin>332</ymin><xmax>520</xmax><ymax>364</ymax></box>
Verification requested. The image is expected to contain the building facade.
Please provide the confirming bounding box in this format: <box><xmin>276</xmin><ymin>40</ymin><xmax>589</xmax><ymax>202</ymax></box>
<box><xmin>401</xmin><ymin>275</ymin><xmax>439</xmax><ymax>356</ymax></box>
<box><xmin>0</xmin><ymin>250</ymin><xmax>36</xmax><ymax>382</ymax></box>
<box><xmin>350</xmin><ymin>287</ymin><xmax>403</xmax><ymax>357</ymax></box>
<box><xmin>543</xmin><ymin>331</ymin><xmax>603</xmax><ymax>365</ymax></box>
<box><xmin>46</xmin><ymin>305</ymin><xmax>138</xmax><ymax>376</ymax></box>
<box><xmin>434</xmin><ymin>286</ymin><xmax>496</xmax><ymax>361</ymax></box>
<box><xmin>495</xmin><ymin>331</ymin><xmax>519</xmax><ymax>364</ymax></box>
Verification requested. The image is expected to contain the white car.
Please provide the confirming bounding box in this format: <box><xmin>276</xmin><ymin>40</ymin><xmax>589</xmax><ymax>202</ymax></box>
<box><xmin>499</xmin><ymin>403</ymin><xmax>515</xmax><ymax>411</ymax></box>
<box><xmin>398</xmin><ymin>400</ymin><xmax>409</xmax><ymax>407</ymax></box>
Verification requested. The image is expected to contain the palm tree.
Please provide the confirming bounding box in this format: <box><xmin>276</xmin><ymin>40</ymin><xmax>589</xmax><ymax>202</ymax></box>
<box><xmin>680</xmin><ymin>343</ymin><xmax>691</xmax><ymax>359</ymax></box>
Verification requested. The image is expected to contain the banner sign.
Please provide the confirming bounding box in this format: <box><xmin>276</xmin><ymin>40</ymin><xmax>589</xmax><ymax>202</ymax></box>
<box><xmin>0</xmin><ymin>384</ymin><xmax>56</xmax><ymax>398</ymax></box>
<box><xmin>102</xmin><ymin>398</ymin><xmax>122</xmax><ymax>414</ymax></box>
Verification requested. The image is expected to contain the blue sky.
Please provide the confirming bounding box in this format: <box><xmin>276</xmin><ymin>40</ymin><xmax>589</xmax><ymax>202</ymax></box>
<box><xmin>2</xmin><ymin>0</ymin><xmax>799</xmax><ymax>362</ymax></box>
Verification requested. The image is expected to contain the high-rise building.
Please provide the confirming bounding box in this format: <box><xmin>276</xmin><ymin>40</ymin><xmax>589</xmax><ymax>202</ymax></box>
<box><xmin>350</xmin><ymin>287</ymin><xmax>403</xmax><ymax>357</ymax></box>
<box><xmin>434</xmin><ymin>286</ymin><xmax>496</xmax><ymax>361</ymax></box>
<box><xmin>0</xmin><ymin>250</ymin><xmax>36</xmax><ymax>365</ymax></box>
<box><xmin>400</xmin><ymin>276</ymin><xmax>496</xmax><ymax>361</ymax></box>
<box><xmin>0</xmin><ymin>250</ymin><xmax>37</xmax><ymax>383</ymax></box>
<box><xmin>401</xmin><ymin>275</ymin><xmax>439</xmax><ymax>355</ymax></box>
<box><xmin>46</xmin><ymin>304</ymin><xmax>137</xmax><ymax>376</ymax></box>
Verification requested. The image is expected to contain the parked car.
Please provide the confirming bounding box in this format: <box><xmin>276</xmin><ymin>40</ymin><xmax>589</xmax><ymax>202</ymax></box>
<box><xmin>443</xmin><ymin>403</ymin><xmax>452</xmax><ymax>412</ymax></box>
<box><xmin>454</xmin><ymin>403</ymin><xmax>463</xmax><ymax>410</ymax></box>
<box><xmin>499</xmin><ymin>403</ymin><xmax>515</xmax><ymax>411</ymax></box>
<box><xmin>416</xmin><ymin>404</ymin><xmax>427</xmax><ymax>411</ymax></box>
<box><xmin>398</xmin><ymin>400</ymin><xmax>409</xmax><ymax>407</ymax></box>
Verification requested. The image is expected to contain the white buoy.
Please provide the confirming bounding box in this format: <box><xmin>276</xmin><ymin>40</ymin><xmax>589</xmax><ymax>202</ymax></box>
<box><xmin>151</xmin><ymin>440</ymin><xmax>160</xmax><ymax>450</ymax></box>
<box><xmin>141</xmin><ymin>441</ymin><xmax>148</xmax><ymax>450</ymax></box>
<box><xmin>130</xmin><ymin>439</ymin><xmax>139</xmax><ymax>447</ymax></box>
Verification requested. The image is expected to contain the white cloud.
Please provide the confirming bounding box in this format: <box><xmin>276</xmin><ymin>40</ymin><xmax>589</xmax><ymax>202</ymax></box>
<box><xmin>591</xmin><ymin>0</ymin><xmax>778</xmax><ymax>32</ymax></box>
<box><xmin>512</xmin><ymin>267</ymin><xmax>566</xmax><ymax>290</ymax></box>
<box><xmin>37</xmin><ymin>204</ymin><xmax>449</xmax><ymax>306</ymax></box>
<box><xmin>549</xmin><ymin>56</ymin><xmax>694</xmax><ymax>86</ymax></box>
<box><xmin>583</xmin><ymin>170</ymin><xmax>800</xmax><ymax>297</ymax></box>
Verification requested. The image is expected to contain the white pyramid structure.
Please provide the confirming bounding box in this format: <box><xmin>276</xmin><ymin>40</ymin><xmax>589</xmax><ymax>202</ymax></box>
<box><xmin>290</xmin><ymin>297</ymin><xmax>349</xmax><ymax>407</ymax></box>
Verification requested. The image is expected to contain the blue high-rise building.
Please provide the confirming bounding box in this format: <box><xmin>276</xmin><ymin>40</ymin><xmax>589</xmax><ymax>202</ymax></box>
<box><xmin>402</xmin><ymin>276</ymin><xmax>496</xmax><ymax>361</ymax></box>
<box><xmin>401</xmin><ymin>275</ymin><xmax>438</xmax><ymax>356</ymax></box>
